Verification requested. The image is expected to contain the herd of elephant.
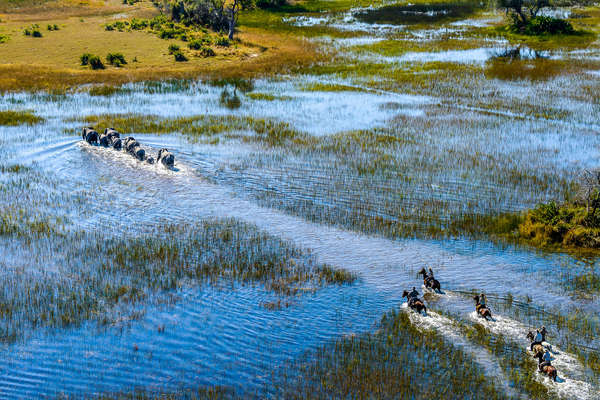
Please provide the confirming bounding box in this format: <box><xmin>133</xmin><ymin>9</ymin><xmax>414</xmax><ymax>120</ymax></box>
<box><xmin>402</xmin><ymin>268</ymin><xmax>559</xmax><ymax>382</ymax></box>
<box><xmin>82</xmin><ymin>127</ymin><xmax>175</xmax><ymax>167</ymax></box>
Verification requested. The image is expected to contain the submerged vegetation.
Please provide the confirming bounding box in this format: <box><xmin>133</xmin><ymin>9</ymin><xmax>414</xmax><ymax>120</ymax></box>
<box><xmin>0</xmin><ymin>215</ymin><xmax>355</xmax><ymax>342</ymax></box>
<box><xmin>275</xmin><ymin>309</ymin><xmax>507</xmax><ymax>399</ymax></box>
<box><xmin>0</xmin><ymin>110</ymin><xmax>44</xmax><ymax>126</ymax></box>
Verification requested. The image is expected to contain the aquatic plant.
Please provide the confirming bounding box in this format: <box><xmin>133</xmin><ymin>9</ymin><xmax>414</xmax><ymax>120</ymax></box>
<box><xmin>273</xmin><ymin>309</ymin><xmax>507</xmax><ymax>399</ymax></box>
<box><xmin>0</xmin><ymin>110</ymin><xmax>44</xmax><ymax>126</ymax></box>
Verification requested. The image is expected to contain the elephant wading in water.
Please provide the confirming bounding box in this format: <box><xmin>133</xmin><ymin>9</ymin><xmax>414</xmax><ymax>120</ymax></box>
<box><xmin>157</xmin><ymin>148</ymin><xmax>175</xmax><ymax>168</ymax></box>
<box><xmin>82</xmin><ymin>127</ymin><xmax>99</xmax><ymax>145</ymax></box>
<box><xmin>83</xmin><ymin>128</ymin><xmax>174</xmax><ymax>166</ymax></box>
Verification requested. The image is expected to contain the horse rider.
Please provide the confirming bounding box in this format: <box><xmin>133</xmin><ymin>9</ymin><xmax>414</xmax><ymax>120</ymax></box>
<box><xmin>540</xmin><ymin>326</ymin><xmax>547</xmax><ymax>342</ymax></box>
<box><xmin>427</xmin><ymin>268</ymin><xmax>435</xmax><ymax>281</ymax></box>
<box><xmin>476</xmin><ymin>292</ymin><xmax>487</xmax><ymax>312</ymax></box>
<box><xmin>530</xmin><ymin>329</ymin><xmax>544</xmax><ymax>351</ymax></box>
<box><xmin>538</xmin><ymin>349</ymin><xmax>552</xmax><ymax>372</ymax></box>
<box><xmin>407</xmin><ymin>287</ymin><xmax>419</xmax><ymax>304</ymax></box>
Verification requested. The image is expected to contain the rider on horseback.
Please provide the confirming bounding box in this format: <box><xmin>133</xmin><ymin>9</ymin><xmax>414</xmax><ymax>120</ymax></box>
<box><xmin>530</xmin><ymin>329</ymin><xmax>543</xmax><ymax>351</ymax></box>
<box><xmin>407</xmin><ymin>287</ymin><xmax>419</xmax><ymax>305</ymax></box>
<box><xmin>538</xmin><ymin>349</ymin><xmax>552</xmax><ymax>372</ymax></box>
<box><xmin>540</xmin><ymin>326</ymin><xmax>547</xmax><ymax>342</ymax></box>
<box><xmin>476</xmin><ymin>292</ymin><xmax>487</xmax><ymax>312</ymax></box>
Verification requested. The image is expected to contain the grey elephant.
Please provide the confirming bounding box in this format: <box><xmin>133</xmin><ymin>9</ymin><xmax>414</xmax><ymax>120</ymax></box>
<box><xmin>82</xmin><ymin>127</ymin><xmax>99</xmax><ymax>145</ymax></box>
<box><xmin>157</xmin><ymin>148</ymin><xmax>175</xmax><ymax>167</ymax></box>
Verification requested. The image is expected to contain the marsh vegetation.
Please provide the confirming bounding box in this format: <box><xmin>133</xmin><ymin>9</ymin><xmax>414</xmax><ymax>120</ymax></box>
<box><xmin>0</xmin><ymin>0</ymin><xmax>599</xmax><ymax>398</ymax></box>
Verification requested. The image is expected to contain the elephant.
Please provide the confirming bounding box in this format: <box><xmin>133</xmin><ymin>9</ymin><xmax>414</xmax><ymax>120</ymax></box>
<box><xmin>157</xmin><ymin>148</ymin><xmax>175</xmax><ymax>167</ymax></box>
<box><xmin>99</xmin><ymin>134</ymin><xmax>110</xmax><ymax>147</ymax></box>
<box><xmin>82</xmin><ymin>127</ymin><xmax>98</xmax><ymax>145</ymax></box>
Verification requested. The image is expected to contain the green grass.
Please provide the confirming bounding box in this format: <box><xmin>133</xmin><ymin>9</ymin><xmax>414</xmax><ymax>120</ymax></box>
<box><xmin>0</xmin><ymin>217</ymin><xmax>355</xmax><ymax>342</ymax></box>
<box><xmin>245</xmin><ymin>92</ymin><xmax>292</xmax><ymax>101</ymax></box>
<box><xmin>71</xmin><ymin>113</ymin><xmax>305</xmax><ymax>145</ymax></box>
<box><xmin>0</xmin><ymin>110</ymin><xmax>44</xmax><ymax>126</ymax></box>
<box><xmin>273</xmin><ymin>309</ymin><xmax>507</xmax><ymax>399</ymax></box>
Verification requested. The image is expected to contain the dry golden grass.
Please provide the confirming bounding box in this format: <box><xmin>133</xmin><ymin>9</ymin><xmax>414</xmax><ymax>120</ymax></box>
<box><xmin>0</xmin><ymin>0</ymin><xmax>322</xmax><ymax>92</ymax></box>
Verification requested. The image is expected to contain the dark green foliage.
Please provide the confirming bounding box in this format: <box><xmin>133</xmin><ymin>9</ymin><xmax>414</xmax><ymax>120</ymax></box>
<box><xmin>188</xmin><ymin>37</ymin><xmax>211</xmax><ymax>49</ymax></box>
<box><xmin>519</xmin><ymin>201</ymin><xmax>600</xmax><ymax>248</ymax></box>
<box><xmin>215</xmin><ymin>36</ymin><xmax>230</xmax><ymax>46</ymax></box>
<box><xmin>168</xmin><ymin>44</ymin><xmax>180</xmax><ymax>54</ymax></box>
<box><xmin>89</xmin><ymin>55</ymin><xmax>105</xmax><ymax>70</ymax></box>
<box><xmin>80</xmin><ymin>53</ymin><xmax>92</xmax><ymax>66</ymax></box>
<box><xmin>198</xmin><ymin>46</ymin><xmax>216</xmax><ymax>57</ymax></box>
<box><xmin>31</xmin><ymin>29</ymin><xmax>42</xmax><ymax>37</ymax></box>
<box><xmin>255</xmin><ymin>0</ymin><xmax>287</xmax><ymax>9</ymax></box>
<box><xmin>106</xmin><ymin>52</ymin><xmax>127</xmax><ymax>67</ymax></box>
<box><xmin>47</xmin><ymin>24</ymin><xmax>59</xmax><ymax>31</ymax></box>
<box><xmin>173</xmin><ymin>51</ymin><xmax>188</xmax><ymax>61</ymax></box>
<box><xmin>523</xmin><ymin>16</ymin><xmax>575</xmax><ymax>35</ymax></box>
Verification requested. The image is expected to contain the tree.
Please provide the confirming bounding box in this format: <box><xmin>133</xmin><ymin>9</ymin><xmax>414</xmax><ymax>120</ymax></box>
<box><xmin>165</xmin><ymin>0</ymin><xmax>253</xmax><ymax>39</ymax></box>
<box><xmin>577</xmin><ymin>169</ymin><xmax>600</xmax><ymax>214</ymax></box>
<box><xmin>500</xmin><ymin>0</ymin><xmax>550</xmax><ymax>26</ymax></box>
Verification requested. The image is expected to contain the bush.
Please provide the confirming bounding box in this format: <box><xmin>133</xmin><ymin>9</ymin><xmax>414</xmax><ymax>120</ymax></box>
<box><xmin>80</xmin><ymin>53</ymin><xmax>93</xmax><ymax>66</ymax></box>
<box><xmin>106</xmin><ymin>53</ymin><xmax>127</xmax><ymax>67</ymax></box>
<box><xmin>168</xmin><ymin>44</ymin><xmax>180</xmax><ymax>54</ymax></box>
<box><xmin>0</xmin><ymin>35</ymin><xmax>9</xmax><ymax>44</ymax></box>
<box><xmin>32</xmin><ymin>30</ymin><xmax>43</xmax><ymax>37</ymax></box>
<box><xmin>525</xmin><ymin>16</ymin><xmax>574</xmax><ymax>35</ymax></box>
<box><xmin>215</xmin><ymin>36</ymin><xmax>230</xmax><ymax>47</ymax></box>
<box><xmin>89</xmin><ymin>56</ymin><xmax>105</xmax><ymax>70</ymax></box>
<box><xmin>173</xmin><ymin>51</ymin><xmax>188</xmax><ymax>62</ymax></box>
<box><xmin>198</xmin><ymin>46</ymin><xmax>215</xmax><ymax>57</ymax></box>
<box><xmin>188</xmin><ymin>38</ymin><xmax>210</xmax><ymax>49</ymax></box>
<box><xmin>47</xmin><ymin>24</ymin><xmax>59</xmax><ymax>31</ymax></box>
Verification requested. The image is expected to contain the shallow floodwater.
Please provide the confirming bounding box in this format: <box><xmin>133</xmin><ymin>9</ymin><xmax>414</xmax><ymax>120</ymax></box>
<box><xmin>1</xmin><ymin>6</ymin><xmax>600</xmax><ymax>399</ymax></box>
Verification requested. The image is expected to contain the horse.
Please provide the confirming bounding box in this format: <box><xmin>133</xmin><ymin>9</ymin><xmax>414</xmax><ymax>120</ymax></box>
<box><xmin>473</xmin><ymin>295</ymin><xmax>492</xmax><ymax>320</ymax></box>
<box><xmin>402</xmin><ymin>290</ymin><xmax>427</xmax><ymax>314</ymax></box>
<box><xmin>157</xmin><ymin>148</ymin><xmax>175</xmax><ymax>167</ymax></box>
<box><xmin>82</xmin><ymin>127</ymin><xmax>98</xmax><ymax>145</ymax></box>
<box><xmin>535</xmin><ymin>353</ymin><xmax>557</xmax><ymax>381</ymax></box>
<box><xmin>526</xmin><ymin>331</ymin><xmax>545</xmax><ymax>358</ymax></box>
<box><xmin>417</xmin><ymin>267</ymin><xmax>441</xmax><ymax>292</ymax></box>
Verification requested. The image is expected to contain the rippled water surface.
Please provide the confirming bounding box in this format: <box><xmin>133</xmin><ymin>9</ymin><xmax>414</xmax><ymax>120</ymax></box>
<box><xmin>1</xmin><ymin>5</ymin><xmax>600</xmax><ymax>399</ymax></box>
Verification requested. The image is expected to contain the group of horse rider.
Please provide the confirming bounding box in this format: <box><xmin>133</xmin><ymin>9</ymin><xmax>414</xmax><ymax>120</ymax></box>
<box><xmin>529</xmin><ymin>326</ymin><xmax>553</xmax><ymax>372</ymax></box>
<box><xmin>406</xmin><ymin>270</ymin><xmax>556</xmax><ymax>377</ymax></box>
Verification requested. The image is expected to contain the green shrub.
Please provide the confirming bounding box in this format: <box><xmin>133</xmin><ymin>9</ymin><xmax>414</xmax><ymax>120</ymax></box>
<box><xmin>80</xmin><ymin>53</ymin><xmax>93</xmax><ymax>66</ymax></box>
<box><xmin>173</xmin><ymin>51</ymin><xmax>188</xmax><ymax>62</ymax></box>
<box><xmin>525</xmin><ymin>16</ymin><xmax>574</xmax><ymax>35</ymax></box>
<box><xmin>47</xmin><ymin>24</ymin><xmax>59</xmax><ymax>31</ymax></box>
<box><xmin>32</xmin><ymin>30</ymin><xmax>42</xmax><ymax>37</ymax></box>
<box><xmin>215</xmin><ymin>36</ymin><xmax>230</xmax><ymax>47</ymax></box>
<box><xmin>168</xmin><ymin>44</ymin><xmax>180</xmax><ymax>54</ymax></box>
<box><xmin>0</xmin><ymin>34</ymin><xmax>9</xmax><ymax>44</ymax></box>
<box><xmin>89</xmin><ymin>56</ymin><xmax>105</xmax><ymax>70</ymax></box>
<box><xmin>198</xmin><ymin>46</ymin><xmax>215</xmax><ymax>57</ymax></box>
<box><xmin>106</xmin><ymin>53</ymin><xmax>127</xmax><ymax>67</ymax></box>
<box><xmin>188</xmin><ymin>37</ymin><xmax>211</xmax><ymax>49</ymax></box>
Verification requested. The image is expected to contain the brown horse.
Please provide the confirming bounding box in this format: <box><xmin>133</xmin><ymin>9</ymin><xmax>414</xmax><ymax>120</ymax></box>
<box><xmin>473</xmin><ymin>295</ymin><xmax>492</xmax><ymax>320</ymax></box>
<box><xmin>535</xmin><ymin>353</ymin><xmax>557</xmax><ymax>381</ymax></box>
<box><xmin>402</xmin><ymin>290</ymin><xmax>427</xmax><ymax>314</ymax></box>
<box><xmin>417</xmin><ymin>268</ymin><xmax>441</xmax><ymax>292</ymax></box>
<box><xmin>527</xmin><ymin>331</ymin><xmax>545</xmax><ymax>358</ymax></box>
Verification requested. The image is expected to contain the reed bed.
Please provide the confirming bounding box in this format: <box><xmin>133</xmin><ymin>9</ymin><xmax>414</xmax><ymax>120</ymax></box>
<box><xmin>270</xmin><ymin>309</ymin><xmax>507</xmax><ymax>399</ymax></box>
